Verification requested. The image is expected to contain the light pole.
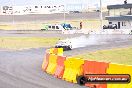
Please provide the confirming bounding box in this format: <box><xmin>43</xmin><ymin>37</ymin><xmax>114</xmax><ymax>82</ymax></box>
<box><xmin>12</xmin><ymin>0</ymin><xmax>15</xmax><ymax>25</ymax></box>
<box><xmin>100</xmin><ymin>0</ymin><xmax>103</xmax><ymax>30</ymax></box>
<box><xmin>63</xmin><ymin>1</ymin><xmax>66</xmax><ymax>23</ymax></box>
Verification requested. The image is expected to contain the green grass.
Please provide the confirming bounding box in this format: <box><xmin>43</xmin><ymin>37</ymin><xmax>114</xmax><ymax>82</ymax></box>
<box><xmin>74</xmin><ymin>47</ymin><xmax>132</xmax><ymax>65</ymax></box>
<box><xmin>0</xmin><ymin>37</ymin><xmax>61</xmax><ymax>50</ymax></box>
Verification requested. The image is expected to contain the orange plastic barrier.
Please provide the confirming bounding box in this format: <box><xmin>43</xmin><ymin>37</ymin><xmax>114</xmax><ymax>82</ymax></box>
<box><xmin>53</xmin><ymin>48</ymin><xmax>58</xmax><ymax>55</ymax></box>
<box><xmin>49</xmin><ymin>48</ymin><xmax>54</xmax><ymax>54</ymax></box>
<box><xmin>49</xmin><ymin>48</ymin><xmax>63</xmax><ymax>56</ymax></box>
<box><xmin>46</xmin><ymin>54</ymin><xmax>58</xmax><ymax>75</ymax></box>
<box><xmin>63</xmin><ymin>57</ymin><xmax>84</xmax><ymax>83</ymax></box>
<box><xmin>83</xmin><ymin>60</ymin><xmax>109</xmax><ymax>88</ymax></box>
<box><xmin>107</xmin><ymin>64</ymin><xmax>132</xmax><ymax>88</ymax></box>
<box><xmin>42</xmin><ymin>53</ymin><xmax>50</xmax><ymax>71</ymax></box>
<box><xmin>54</xmin><ymin>56</ymin><xmax>66</xmax><ymax>78</ymax></box>
<box><xmin>57</xmin><ymin>48</ymin><xmax>63</xmax><ymax>56</ymax></box>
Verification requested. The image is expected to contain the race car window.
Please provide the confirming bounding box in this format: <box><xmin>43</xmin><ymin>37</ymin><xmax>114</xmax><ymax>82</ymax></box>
<box><xmin>52</xmin><ymin>26</ymin><xmax>55</xmax><ymax>29</ymax></box>
<box><xmin>56</xmin><ymin>26</ymin><xmax>59</xmax><ymax>29</ymax></box>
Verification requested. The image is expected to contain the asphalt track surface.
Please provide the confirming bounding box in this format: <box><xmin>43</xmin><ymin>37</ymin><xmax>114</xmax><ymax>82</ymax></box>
<box><xmin>0</xmin><ymin>32</ymin><xmax>132</xmax><ymax>88</ymax></box>
<box><xmin>0</xmin><ymin>12</ymin><xmax>107</xmax><ymax>22</ymax></box>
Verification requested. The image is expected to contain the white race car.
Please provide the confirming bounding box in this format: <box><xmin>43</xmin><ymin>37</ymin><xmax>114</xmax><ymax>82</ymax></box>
<box><xmin>55</xmin><ymin>40</ymin><xmax>72</xmax><ymax>51</ymax></box>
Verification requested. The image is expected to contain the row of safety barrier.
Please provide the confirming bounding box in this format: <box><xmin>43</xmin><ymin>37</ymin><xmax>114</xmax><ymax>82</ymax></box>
<box><xmin>42</xmin><ymin>48</ymin><xmax>132</xmax><ymax>88</ymax></box>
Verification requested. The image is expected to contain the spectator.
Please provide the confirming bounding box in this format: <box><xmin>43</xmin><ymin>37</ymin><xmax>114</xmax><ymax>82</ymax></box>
<box><xmin>80</xmin><ymin>22</ymin><xmax>82</xmax><ymax>29</ymax></box>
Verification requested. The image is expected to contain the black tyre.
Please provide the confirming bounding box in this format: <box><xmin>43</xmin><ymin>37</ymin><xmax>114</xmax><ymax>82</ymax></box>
<box><xmin>103</xmin><ymin>25</ymin><xmax>107</xmax><ymax>29</ymax></box>
<box><xmin>63</xmin><ymin>47</ymin><xmax>66</xmax><ymax>51</ymax></box>
<box><xmin>55</xmin><ymin>46</ymin><xmax>58</xmax><ymax>48</ymax></box>
<box><xmin>77</xmin><ymin>75</ymin><xmax>87</xmax><ymax>86</ymax></box>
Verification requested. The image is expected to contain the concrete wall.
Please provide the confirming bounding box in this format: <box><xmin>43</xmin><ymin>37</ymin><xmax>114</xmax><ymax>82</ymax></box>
<box><xmin>109</xmin><ymin>8</ymin><xmax>130</xmax><ymax>16</ymax></box>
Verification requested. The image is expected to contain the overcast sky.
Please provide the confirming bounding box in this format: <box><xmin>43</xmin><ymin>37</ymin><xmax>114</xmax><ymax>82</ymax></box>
<box><xmin>0</xmin><ymin>0</ymin><xmax>132</xmax><ymax>6</ymax></box>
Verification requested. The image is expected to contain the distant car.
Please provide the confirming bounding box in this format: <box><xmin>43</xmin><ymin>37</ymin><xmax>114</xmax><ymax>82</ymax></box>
<box><xmin>103</xmin><ymin>24</ymin><xmax>117</xmax><ymax>29</ymax></box>
<box><xmin>41</xmin><ymin>24</ymin><xmax>64</xmax><ymax>31</ymax></box>
<box><xmin>73</xmin><ymin>11</ymin><xmax>80</xmax><ymax>13</ymax></box>
<box><xmin>41</xmin><ymin>23</ymin><xmax>75</xmax><ymax>31</ymax></box>
<box><xmin>69</xmin><ymin>11</ymin><xmax>80</xmax><ymax>13</ymax></box>
<box><xmin>55</xmin><ymin>40</ymin><xmax>72</xmax><ymax>51</ymax></box>
<box><xmin>103</xmin><ymin>25</ymin><xmax>108</xmax><ymax>29</ymax></box>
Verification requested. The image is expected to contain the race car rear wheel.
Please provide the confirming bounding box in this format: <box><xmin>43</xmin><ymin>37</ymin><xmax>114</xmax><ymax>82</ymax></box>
<box><xmin>68</xmin><ymin>45</ymin><xmax>72</xmax><ymax>50</ymax></box>
<box><xmin>70</xmin><ymin>45</ymin><xmax>72</xmax><ymax>50</ymax></box>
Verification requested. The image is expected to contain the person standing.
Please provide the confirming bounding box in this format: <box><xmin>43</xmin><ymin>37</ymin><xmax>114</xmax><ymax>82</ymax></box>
<box><xmin>80</xmin><ymin>22</ymin><xmax>82</xmax><ymax>29</ymax></box>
